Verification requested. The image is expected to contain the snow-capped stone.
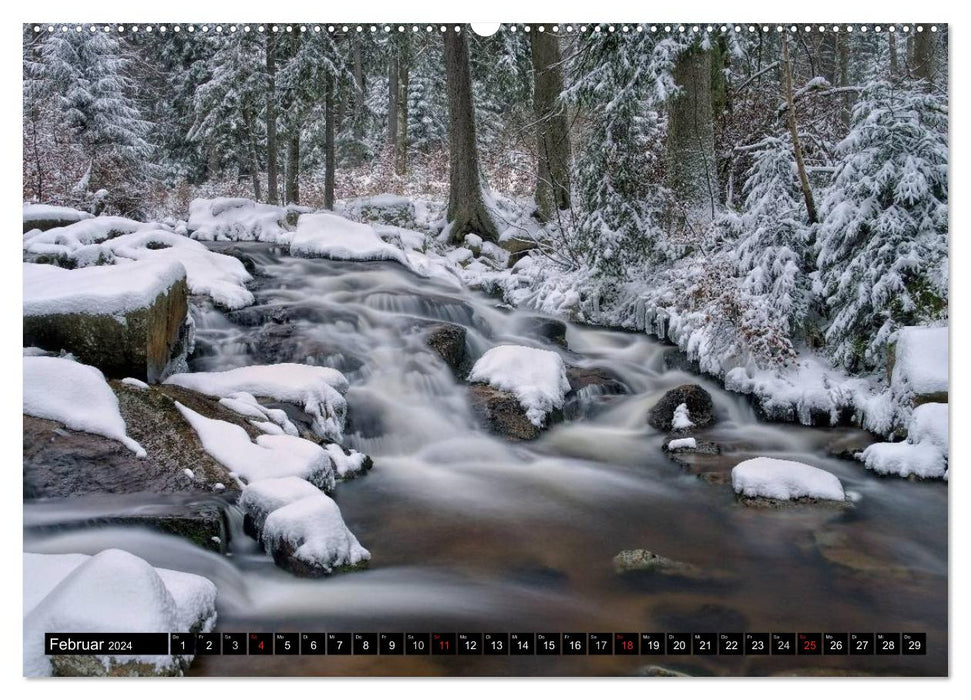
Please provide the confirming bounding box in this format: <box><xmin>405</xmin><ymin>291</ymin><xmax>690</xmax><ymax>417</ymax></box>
<box><xmin>290</xmin><ymin>213</ymin><xmax>409</xmax><ymax>266</ymax></box>
<box><xmin>187</xmin><ymin>197</ymin><xmax>296</xmax><ymax>244</ymax></box>
<box><xmin>468</xmin><ymin>345</ymin><xmax>570</xmax><ymax>427</ymax></box>
<box><xmin>731</xmin><ymin>457</ymin><xmax>846</xmax><ymax>502</ymax></box>
<box><xmin>860</xmin><ymin>402</ymin><xmax>948</xmax><ymax>479</ymax></box>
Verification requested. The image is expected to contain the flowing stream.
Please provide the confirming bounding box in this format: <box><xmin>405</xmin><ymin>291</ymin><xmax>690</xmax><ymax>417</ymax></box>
<box><xmin>24</xmin><ymin>245</ymin><xmax>947</xmax><ymax>676</ymax></box>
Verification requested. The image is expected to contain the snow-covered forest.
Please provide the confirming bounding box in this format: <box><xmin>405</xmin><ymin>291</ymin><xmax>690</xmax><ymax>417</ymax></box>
<box><xmin>22</xmin><ymin>23</ymin><xmax>949</xmax><ymax>677</ymax></box>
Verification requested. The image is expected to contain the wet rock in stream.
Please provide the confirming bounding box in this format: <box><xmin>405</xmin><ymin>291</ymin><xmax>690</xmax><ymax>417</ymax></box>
<box><xmin>467</xmin><ymin>384</ymin><xmax>554</xmax><ymax>441</ymax></box>
<box><xmin>648</xmin><ymin>384</ymin><xmax>716</xmax><ymax>432</ymax></box>
<box><xmin>423</xmin><ymin>322</ymin><xmax>468</xmax><ymax>373</ymax></box>
<box><xmin>613</xmin><ymin>549</ymin><xmax>727</xmax><ymax>582</ymax></box>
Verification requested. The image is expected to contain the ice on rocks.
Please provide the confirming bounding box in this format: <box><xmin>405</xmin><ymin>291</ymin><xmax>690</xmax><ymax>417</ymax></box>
<box><xmin>731</xmin><ymin>457</ymin><xmax>846</xmax><ymax>502</ymax></box>
<box><xmin>23</xmin><ymin>355</ymin><xmax>146</xmax><ymax>456</ymax></box>
<box><xmin>468</xmin><ymin>345</ymin><xmax>570</xmax><ymax>427</ymax></box>
<box><xmin>165</xmin><ymin>363</ymin><xmax>348</xmax><ymax>441</ymax></box>
<box><xmin>23</xmin><ymin>550</ymin><xmax>216</xmax><ymax>676</ymax></box>
<box><xmin>175</xmin><ymin>402</ymin><xmax>336</xmax><ymax>490</ymax></box>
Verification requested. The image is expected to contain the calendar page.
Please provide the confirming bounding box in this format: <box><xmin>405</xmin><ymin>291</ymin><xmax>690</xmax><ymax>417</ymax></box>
<box><xmin>21</xmin><ymin>19</ymin><xmax>948</xmax><ymax>680</ymax></box>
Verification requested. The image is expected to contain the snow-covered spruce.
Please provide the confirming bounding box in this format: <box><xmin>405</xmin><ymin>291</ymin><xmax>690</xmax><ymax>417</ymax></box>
<box><xmin>187</xmin><ymin>197</ymin><xmax>302</xmax><ymax>244</ymax></box>
<box><xmin>468</xmin><ymin>345</ymin><xmax>571</xmax><ymax>427</ymax></box>
<box><xmin>23</xmin><ymin>355</ymin><xmax>145</xmax><ymax>456</ymax></box>
<box><xmin>175</xmin><ymin>403</ymin><xmax>337</xmax><ymax>491</ymax></box>
<box><xmin>165</xmin><ymin>363</ymin><xmax>348</xmax><ymax>442</ymax></box>
<box><xmin>860</xmin><ymin>403</ymin><xmax>948</xmax><ymax>480</ymax></box>
<box><xmin>261</xmin><ymin>491</ymin><xmax>371</xmax><ymax>577</ymax></box>
<box><xmin>23</xmin><ymin>549</ymin><xmax>216</xmax><ymax>677</ymax></box>
<box><xmin>731</xmin><ymin>457</ymin><xmax>846</xmax><ymax>503</ymax></box>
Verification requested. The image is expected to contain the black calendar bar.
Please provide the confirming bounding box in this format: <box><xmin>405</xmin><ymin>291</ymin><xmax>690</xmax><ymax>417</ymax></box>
<box><xmin>42</xmin><ymin>632</ymin><xmax>927</xmax><ymax>656</ymax></box>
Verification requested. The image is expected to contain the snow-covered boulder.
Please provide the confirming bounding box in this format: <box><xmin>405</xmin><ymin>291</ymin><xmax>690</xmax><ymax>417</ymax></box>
<box><xmin>262</xmin><ymin>491</ymin><xmax>371</xmax><ymax>577</ymax></box>
<box><xmin>175</xmin><ymin>403</ymin><xmax>337</xmax><ymax>490</ymax></box>
<box><xmin>23</xmin><ymin>550</ymin><xmax>216</xmax><ymax>676</ymax></box>
<box><xmin>341</xmin><ymin>194</ymin><xmax>417</xmax><ymax>228</ymax></box>
<box><xmin>731</xmin><ymin>457</ymin><xmax>846</xmax><ymax>503</ymax></box>
<box><xmin>165</xmin><ymin>363</ymin><xmax>349</xmax><ymax>442</ymax></box>
<box><xmin>648</xmin><ymin>384</ymin><xmax>715</xmax><ymax>432</ymax></box>
<box><xmin>860</xmin><ymin>402</ymin><xmax>948</xmax><ymax>479</ymax></box>
<box><xmin>23</xmin><ymin>260</ymin><xmax>191</xmax><ymax>382</ymax></box>
<box><xmin>290</xmin><ymin>212</ymin><xmax>409</xmax><ymax>266</ymax></box>
<box><xmin>187</xmin><ymin>197</ymin><xmax>297</xmax><ymax>244</ymax></box>
<box><xmin>468</xmin><ymin>345</ymin><xmax>570</xmax><ymax>428</ymax></box>
<box><xmin>23</xmin><ymin>356</ymin><xmax>145</xmax><ymax>456</ymax></box>
<box><xmin>890</xmin><ymin>326</ymin><xmax>948</xmax><ymax>404</ymax></box>
<box><xmin>239</xmin><ymin>476</ymin><xmax>324</xmax><ymax>535</ymax></box>
<box><xmin>23</xmin><ymin>203</ymin><xmax>93</xmax><ymax>233</ymax></box>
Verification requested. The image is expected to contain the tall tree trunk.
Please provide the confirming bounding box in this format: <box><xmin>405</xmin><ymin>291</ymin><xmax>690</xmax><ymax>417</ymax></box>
<box><xmin>666</xmin><ymin>46</ymin><xmax>718</xmax><ymax>222</ymax></box>
<box><xmin>395</xmin><ymin>34</ymin><xmax>410</xmax><ymax>176</ymax></box>
<box><xmin>387</xmin><ymin>50</ymin><xmax>399</xmax><ymax>153</ymax></box>
<box><xmin>443</xmin><ymin>28</ymin><xmax>498</xmax><ymax>243</ymax></box>
<box><xmin>352</xmin><ymin>36</ymin><xmax>366</xmax><ymax>140</ymax></box>
<box><xmin>530</xmin><ymin>26</ymin><xmax>572</xmax><ymax>221</ymax></box>
<box><xmin>913</xmin><ymin>28</ymin><xmax>937</xmax><ymax>86</ymax></box>
<box><xmin>31</xmin><ymin>114</ymin><xmax>43</xmax><ymax>201</ymax></box>
<box><xmin>285</xmin><ymin>126</ymin><xmax>300</xmax><ymax>205</ymax></box>
<box><xmin>838</xmin><ymin>32</ymin><xmax>851</xmax><ymax>128</ymax></box>
<box><xmin>245</xmin><ymin>110</ymin><xmax>262</xmax><ymax>202</ymax></box>
<box><xmin>265</xmin><ymin>33</ymin><xmax>279</xmax><ymax>204</ymax></box>
<box><xmin>889</xmin><ymin>31</ymin><xmax>899</xmax><ymax>79</ymax></box>
<box><xmin>324</xmin><ymin>74</ymin><xmax>336</xmax><ymax>210</ymax></box>
<box><xmin>781</xmin><ymin>33</ymin><xmax>818</xmax><ymax>224</ymax></box>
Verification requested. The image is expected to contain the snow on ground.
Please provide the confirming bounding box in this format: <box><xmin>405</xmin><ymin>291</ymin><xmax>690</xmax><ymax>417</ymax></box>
<box><xmin>187</xmin><ymin>197</ymin><xmax>301</xmax><ymax>244</ymax></box>
<box><xmin>23</xmin><ymin>356</ymin><xmax>145</xmax><ymax>456</ymax></box>
<box><xmin>218</xmin><ymin>391</ymin><xmax>300</xmax><ymax>436</ymax></box>
<box><xmin>262</xmin><ymin>491</ymin><xmax>371</xmax><ymax>574</ymax></box>
<box><xmin>23</xmin><ymin>549</ymin><xmax>216</xmax><ymax>677</ymax></box>
<box><xmin>165</xmin><ymin>363</ymin><xmax>348</xmax><ymax>442</ymax></box>
<box><xmin>239</xmin><ymin>476</ymin><xmax>324</xmax><ymax>528</ymax></box>
<box><xmin>667</xmin><ymin>437</ymin><xmax>697</xmax><ymax>451</ymax></box>
<box><xmin>671</xmin><ymin>403</ymin><xmax>695</xmax><ymax>430</ymax></box>
<box><xmin>731</xmin><ymin>457</ymin><xmax>846</xmax><ymax>502</ymax></box>
<box><xmin>891</xmin><ymin>326</ymin><xmax>948</xmax><ymax>398</ymax></box>
<box><xmin>175</xmin><ymin>402</ymin><xmax>336</xmax><ymax>490</ymax></box>
<box><xmin>23</xmin><ymin>203</ymin><xmax>93</xmax><ymax>228</ymax></box>
<box><xmin>121</xmin><ymin>377</ymin><xmax>150</xmax><ymax>390</ymax></box>
<box><xmin>291</xmin><ymin>213</ymin><xmax>409</xmax><ymax>265</ymax></box>
<box><xmin>23</xmin><ymin>259</ymin><xmax>186</xmax><ymax>318</ymax></box>
<box><xmin>22</xmin><ymin>215</ymin><xmax>145</xmax><ymax>263</ymax></box>
<box><xmin>324</xmin><ymin>444</ymin><xmax>370</xmax><ymax>479</ymax></box>
<box><xmin>860</xmin><ymin>402</ymin><xmax>949</xmax><ymax>479</ymax></box>
<box><xmin>468</xmin><ymin>345</ymin><xmax>570</xmax><ymax>427</ymax></box>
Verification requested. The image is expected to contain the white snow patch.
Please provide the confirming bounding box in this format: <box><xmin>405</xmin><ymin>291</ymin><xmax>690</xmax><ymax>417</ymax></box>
<box><xmin>860</xmin><ymin>402</ymin><xmax>948</xmax><ymax>479</ymax></box>
<box><xmin>121</xmin><ymin>377</ymin><xmax>150</xmax><ymax>390</ymax></box>
<box><xmin>175</xmin><ymin>402</ymin><xmax>336</xmax><ymax>489</ymax></box>
<box><xmin>262</xmin><ymin>492</ymin><xmax>371</xmax><ymax>573</ymax></box>
<box><xmin>239</xmin><ymin>476</ymin><xmax>324</xmax><ymax>522</ymax></box>
<box><xmin>732</xmin><ymin>457</ymin><xmax>846</xmax><ymax>502</ymax></box>
<box><xmin>291</xmin><ymin>213</ymin><xmax>409</xmax><ymax>266</ymax></box>
<box><xmin>23</xmin><ymin>203</ymin><xmax>93</xmax><ymax>228</ymax></box>
<box><xmin>671</xmin><ymin>403</ymin><xmax>695</xmax><ymax>430</ymax></box>
<box><xmin>187</xmin><ymin>197</ymin><xmax>296</xmax><ymax>244</ymax></box>
<box><xmin>891</xmin><ymin>326</ymin><xmax>948</xmax><ymax>397</ymax></box>
<box><xmin>165</xmin><ymin>364</ymin><xmax>348</xmax><ymax>441</ymax></box>
<box><xmin>468</xmin><ymin>345</ymin><xmax>570</xmax><ymax>426</ymax></box>
<box><xmin>23</xmin><ymin>550</ymin><xmax>216</xmax><ymax>677</ymax></box>
<box><xmin>324</xmin><ymin>444</ymin><xmax>370</xmax><ymax>479</ymax></box>
<box><xmin>23</xmin><ymin>356</ymin><xmax>145</xmax><ymax>456</ymax></box>
<box><xmin>23</xmin><ymin>259</ymin><xmax>186</xmax><ymax>318</ymax></box>
<box><xmin>667</xmin><ymin>437</ymin><xmax>697</xmax><ymax>451</ymax></box>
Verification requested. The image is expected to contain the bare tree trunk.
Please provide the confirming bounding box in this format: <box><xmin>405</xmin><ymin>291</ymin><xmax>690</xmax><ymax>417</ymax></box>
<box><xmin>265</xmin><ymin>33</ymin><xmax>279</xmax><ymax>204</ymax></box>
<box><xmin>285</xmin><ymin>126</ymin><xmax>299</xmax><ymax>205</ymax></box>
<box><xmin>913</xmin><ymin>28</ymin><xmax>937</xmax><ymax>86</ymax></box>
<box><xmin>244</xmin><ymin>110</ymin><xmax>262</xmax><ymax>201</ymax></box>
<box><xmin>530</xmin><ymin>26</ymin><xmax>572</xmax><ymax>221</ymax></box>
<box><xmin>324</xmin><ymin>74</ymin><xmax>336</xmax><ymax>210</ymax></box>
<box><xmin>666</xmin><ymin>46</ymin><xmax>719</xmax><ymax>221</ymax></box>
<box><xmin>31</xmin><ymin>114</ymin><xmax>43</xmax><ymax>201</ymax></box>
<box><xmin>395</xmin><ymin>34</ymin><xmax>410</xmax><ymax>176</ymax></box>
<box><xmin>782</xmin><ymin>33</ymin><xmax>818</xmax><ymax>224</ymax></box>
<box><xmin>838</xmin><ymin>32</ymin><xmax>851</xmax><ymax>128</ymax></box>
<box><xmin>443</xmin><ymin>28</ymin><xmax>498</xmax><ymax>243</ymax></box>
<box><xmin>387</xmin><ymin>50</ymin><xmax>399</xmax><ymax>153</ymax></box>
<box><xmin>352</xmin><ymin>36</ymin><xmax>366</xmax><ymax>140</ymax></box>
<box><xmin>889</xmin><ymin>31</ymin><xmax>899</xmax><ymax>79</ymax></box>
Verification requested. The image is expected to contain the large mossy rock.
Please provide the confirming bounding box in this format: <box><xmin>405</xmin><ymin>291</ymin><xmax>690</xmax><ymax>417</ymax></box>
<box><xmin>23</xmin><ymin>261</ymin><xmax>191</xmax><ymax>383</ymax></box>
<box><xmin>467</xmin><ymin>384</ymin><xmax>560</xmax><ymax>441</ymax></box>
<box><xmin>648</xmin><ymin>384</ymin><xmax>715</xmax><ymax>431</ymax></box>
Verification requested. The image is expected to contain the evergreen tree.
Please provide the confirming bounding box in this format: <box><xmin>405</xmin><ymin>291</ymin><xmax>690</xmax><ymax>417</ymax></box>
<box><xmin>816</xmin><ymin>81</ymin><xmax>948</xmax><ymax>370</ymax></box>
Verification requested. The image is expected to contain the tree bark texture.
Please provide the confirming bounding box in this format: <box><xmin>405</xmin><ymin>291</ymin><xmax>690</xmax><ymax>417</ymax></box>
<box><xmin>265</xmin><ymin>33</ymin><xmax>279</xmax><ymax>204</ymax></box>
<box><xmin>781</xmin><ymin>33</ymin><xmax>818</xmax><ymax>224</ymax></box>
<box><xmin>530</xmin><ymin>27</ymin><xmax>572</xmax><ymax>221</ymax></box>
